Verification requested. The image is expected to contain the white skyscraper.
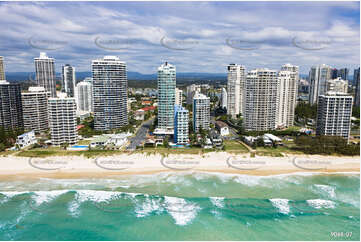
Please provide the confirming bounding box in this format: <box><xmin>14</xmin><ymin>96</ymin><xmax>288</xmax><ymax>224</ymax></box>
<box><xmin>221</xmin><ymin>87</ymin><xmax>227</xmax><ymax>109</ymax></box>
<box><xmin>276</xmin><ymin>64</ymin><xmax>299</xmax><ymax>128</ymax></box>
<box><xmin>157</xmin><ymin>62</ymin><xmax>176</xmax><ymax>133</ymax></box>
<box><xmin>193</xmin><ymin>92</ymin><xmax>210</xmax><ymax>132</ymax></box>
<box><xmin>175</xmin><ymin>87</ymin><xmax>183</xmax><ymax>106</ymax></box>
<box><xmin>48</xmin><ymin>97</ymin><xmax>77</xmax><ymax>146</ymax></box>
<box><xmin>21</xmin><ymin>86</ymin><xmax>50</xmax><ymax>133</ymax></box>
<box><xmin>92</xmin><ymin>56</ymin><xmax>128</xmax><ymax>130</ymax></box>
<box><xmin>62</xmin><ymin>64</ymin><xmax>76</xmax><ymax>97</ymax></box>
<box><xmin>227</xmin><ymin>64</ymin><xmax>245</xmax><ymax>118</ymax></box>
<box><xmin>326</xmin><ymin>77</ymin><xmax>348</xmax><ymax>94</ymax></box>
<box><xmin>35</xmin><ymin>52</ymin><xmax>57</xmax><ymax>97</ymax></box>
<box><xmin>309</xmin><ymin>64</ymin><xmax>332</xmax><ymax>104</ymax></box>
<box><xmin>316</xmin><ymin>92</ymin><xmax>353</xmax><ymax>141</ymax></box>
<box><xmin>76</xmin><ymin>81</ymin><xmax>93</xmax><ymax>112</ymax></box>
<box><xmin>174</xmin><ymin>105</ymin><xmax>189</xmax><ymax>145</ymax></box>
<box><xmin>244</xmin><ymin>69</ymin><xmax>278</xmax><ymax>131</ymax></box>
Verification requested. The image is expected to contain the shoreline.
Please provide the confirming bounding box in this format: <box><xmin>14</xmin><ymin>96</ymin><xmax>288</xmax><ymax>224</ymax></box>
<box><xmin>0</xmin><ymin>152</ymin><xmax>359</xmax><ymax>179</ymax></box>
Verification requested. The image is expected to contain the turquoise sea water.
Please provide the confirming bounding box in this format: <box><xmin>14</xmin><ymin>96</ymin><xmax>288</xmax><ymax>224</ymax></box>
<box><xmin>0</xmin><ymin>172</ymin><xmax>359</xmax><ymax>241</ymax></box>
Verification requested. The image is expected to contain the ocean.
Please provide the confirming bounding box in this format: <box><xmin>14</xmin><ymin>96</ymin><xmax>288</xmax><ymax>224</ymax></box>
<box><xmin>0</xmin><ymin>172</ymin><xmax>359</xmax><ymax>241</ymax></box>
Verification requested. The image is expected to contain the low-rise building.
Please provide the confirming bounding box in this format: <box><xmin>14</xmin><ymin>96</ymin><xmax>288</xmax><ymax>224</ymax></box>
<box><xmin>90</xmin><ymin>135</ymin><xmax>109</xmax><ymax>148</ymax></box>
<box><xmin>210</xmin><ymin>131</ymin><xmax>223</xmax><ymax>147</ymax></box>
<box><xmin>202</xmin><ymin>138</ymin><xmax>213</xmax><ymax>149</ymax></box>
<box><xmin>215</xmin><ymin>121</ymin><xmax>230</xmax><ymax>136</ymax></box>
<box><xmin>263</xmin><ymin>133</ymin><xmax>283</xmax><ymax>145</ymax></box>
<box><xmin>15</xmin><ymin>130</ymin><xmax>37</xmax><ymax>149</ymax></box>
<box><xmin>135</xmin><ymin>109</ymin><xmax>145</xmax><ymax>120</ymax></box>
<box><xmin>90</xmin><ymin>133</ymin><xmax>130</xmax><ymax>148</ymax></box>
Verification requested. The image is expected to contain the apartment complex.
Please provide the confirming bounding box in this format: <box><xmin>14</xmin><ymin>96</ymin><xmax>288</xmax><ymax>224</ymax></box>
<box><xmin>0</xmin><ymin>56</ymin><xmax>5</xmax><ymax>80</ymax></box>
<box><xmin>76</xmin><ymin>81</ymin><xmax>93</xmax><ymax>112</ymax></box>
<box><xmin>92</xmin><ymin>56</ymin><xmax>128</xmax><ymax>130</ymax></box>
<box><xmin>48</xmin><ymin>97</ymin><xmax>77</xmax><ymax>146</ymax></box>
<box><xmin>157</xmin><ymin>62</ymin><xmax>176</xmax><ymax>133</ymax></box>
<box><xmin>276</xmin><ymin>64</ymin><xmax>298</xmax><ymax>128</ymax></box>
<box><xmin>62</xmin><ymin>64</ymin><xmax>76</xmax><ymax>97</ymax></box>
<box><xmin>175</xmin><ymin>87</ymin><xmax>183</xmax><ymax>105</ymax></box>
<box><xmin>309</xmin><ymin>64</ymin><xmax>332</xmax><ymax>104</ymax></box>
<box><xmin>193</xmin><ymin>92</ymin><xmax>210</xmax><ymax>132</ymax></box>
<box><xmin>35</xmin><ymin>52</ymin><xmax>57</xmax><ymax>97</ymax></box>
<box><xmin>174</xmin><ymin>105</ymin><xmax>189</xmax><ymax>145</ymax></box>
<box><xmin>244</xmin><ymin>69</ymin><xmax>278</xmax><ymax>131</ymax></box>
<box><xmin>227</xmin><ymin>64</ymin><xmax>245</xmax><ymax>118</ymax></box>
<box><xmin>21</xmin><ymin>86</ymin><xmax>50</xmax><ymax>133</ymax></box>
<box><xmin>0</xmin><ymin>80</ymin><xmax>23</xmax><ymax>129</ymax></box>
<box><xmin>316</xmin><ymin>92</ymin><xmax>353</xmax><ymax>140</ymax></box>
<box><xmin>326</xmin><ymin>77</ymin><xmax>348</xmax><ymax>93</ymax></box>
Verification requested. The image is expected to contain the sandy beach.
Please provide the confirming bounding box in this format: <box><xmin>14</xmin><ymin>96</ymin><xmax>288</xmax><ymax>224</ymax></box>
<box><xmin>0</xmin><ymin>152</ymin><xmax>359</xmax><ymax>178</ymax></box>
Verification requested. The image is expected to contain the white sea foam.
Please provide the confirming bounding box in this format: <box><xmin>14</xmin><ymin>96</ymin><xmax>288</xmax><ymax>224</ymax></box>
<box><xmin>67</xmin><ymin>190</ymin><xmax>140</xmax><ymax>217</ymax></box>
<box><xmin>269</xmin><ymin>198</ymin><xmax>290</xmax><ymax>214</ymax></box>
<box><xmin>209</xmin><ymin>197</ymin><xmax>225</xmax><ymax>208</ymax></box>
<box><xmin>307</xmin><ymin>199</ymin><xmax>336</xmax><ymax>209</ymax></box>
<box><xmin>0</xmin><ymin>191</ymin><xmax>29</xmax><ymax>198</ymax></box>
<box><xmin>31</xmin><ymin>190</ymin><xmax>68</xmax><ymax>206</ymax></box>
<box><xmin>163</xmin><ymin>196</ymin><xmax>200</xmax><ymax>226</ymax></box>
<box><xmin>313</xmin><ymin>184</ymin><xmax>336</xmax><ymax>198</ymax></box>
<box><xmin>134</xmin><ymin>196</ymin><xmax>163</xmax><ymax>218</ymax></box>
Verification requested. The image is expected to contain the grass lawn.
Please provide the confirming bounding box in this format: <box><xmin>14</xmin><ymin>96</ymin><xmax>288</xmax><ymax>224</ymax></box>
<box><xmin>139</xmin><ymin>146</ymin><xmax>207</xmax><ymax>156</ymax></box>
<box><xmin>15</xmin><ymin>147</ymin><xmax>129</xmax><ymax>158</ymax></box>
<box><xmin>78</xmin><ymin>140</ymin><xmax>91</xmax><ymax>145</ymax></box>
<box><xmin>223</xmin><ymin>140</ymin><xmax>249</xmax><ymax>154</ymax></box>
<box><xmin>255</xmin><ymin>141</ymin><xmax>306</xmax><ymax>157</ymax></box>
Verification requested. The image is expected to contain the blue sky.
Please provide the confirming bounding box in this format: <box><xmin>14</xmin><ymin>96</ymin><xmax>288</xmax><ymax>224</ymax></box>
<box><xmin>0</xmin><ymin>1</ymin><xmax>359</xmax><ymax>74</ymax></box>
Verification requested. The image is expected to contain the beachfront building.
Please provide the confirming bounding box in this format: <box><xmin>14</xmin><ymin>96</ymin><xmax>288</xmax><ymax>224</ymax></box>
<box><xmin>62</xmin><ymin>64</ymin><xmax>76</xmax><ymax>97</ymax></box>
<box><xmin>90</xmin><ymin>133</ymin><xmax>130</xmax><ymax>149</ymax></box>
<box><xmin>92</xmin><ymin>56</ymin><xmax>128</xmax><ymax>130</ymax></box>
<box><xmin>193</xmin><ymin>92</ymin><xmax>210</xmax><ymax>132</ymax></box>
<box><xmin>244</xmin><ymin>69</ymin><xmax>278</xmax><ymax>131</ymax></box>
<box><xmin>227</xmin><ymin>64</ymin><xmax>245</xmax><ymax>118</ymax></box>
<box><xmin>221</xmin><ymin>87</ymin><xmax>227</xmax><ymax>109</ymax></box>
<box><xmin>35</xmin><ymin>52</ymin><xmax>56</xmax><ymax>97</ymax></box>
<box><xmin>76</xmin><ymin>81</ymin><xmax>93</xmax><ymax>112</ymax></box>
<box><xmin>21</xmin><ymin>86</ymin><xmax>50</xmax><ymax>133</ymax></box>
<box><xmin>0</xmin><ymin>56</ymin><xmax>5</xmax><ymax>80</ymax></box>
<box><xmin>0</xmin><ymin>80</ymin><xmax>23</xmax><ymax>129</ymax></box>
<box><xmin>174</xmin><ymin>105</ymin><xmax>189</xmax><ymax>145</ymax></box>
<box><xmin>316</xmin><ymin>92</ymin><xmax>353</xmax><ymax>141</ymax></box>
<box><xmin>175</xmin><ymin>87</ymin><xmax>183</xmax><ymax>105</ymax></box>
<box><xmin>309</xmin><ymin>64</ymin><xmax>332</xmax><ymax>104</ymax></box>
<box><xmin>15</xmin><ymin>130</ymin><xmax>37</xmax><ymax>149</ymax></box>
<box><xmin>326</xmin><ymin>77</ymin><xmax>348</xmax><ymax>94</ymax></box>
<box><xmin>276</xmin><ymin>64</ymin><xmax>298</xmax><ymax>128</ymax></box>
<box><xmin>157</xmin><ymin>62</ymin><xmax>176</xmax><ymax>134</ymax></box>
<box><xmin>48</xmin><ymin>97</ymin><xmax>77</xmax><ymax>146</ymax></box>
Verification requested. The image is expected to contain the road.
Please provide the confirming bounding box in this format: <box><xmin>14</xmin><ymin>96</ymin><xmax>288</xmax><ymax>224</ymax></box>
<box><xmin>126</xmin><ymin>118</ymin><xmax>155</xmax><ymax>151</ymax></box>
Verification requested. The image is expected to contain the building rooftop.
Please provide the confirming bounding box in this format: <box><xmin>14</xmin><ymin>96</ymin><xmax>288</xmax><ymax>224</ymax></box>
<box><xmin>215</xmin><ymin>120</ymin><xmax>228</xmax><ymax>128</ymax></box>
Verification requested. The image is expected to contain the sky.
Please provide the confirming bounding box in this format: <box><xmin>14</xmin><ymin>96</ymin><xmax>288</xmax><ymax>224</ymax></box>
<box><xmin>0</xmin><ymin>1</ymin><xmax>360</xmax><ymax>75</ymax></box>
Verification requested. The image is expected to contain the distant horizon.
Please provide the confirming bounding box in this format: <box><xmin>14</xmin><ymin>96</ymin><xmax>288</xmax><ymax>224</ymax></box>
<box><xmin>0</xmin><ymin>1</ymin><xmax>359</xmax><ymax>74</ymax></box>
